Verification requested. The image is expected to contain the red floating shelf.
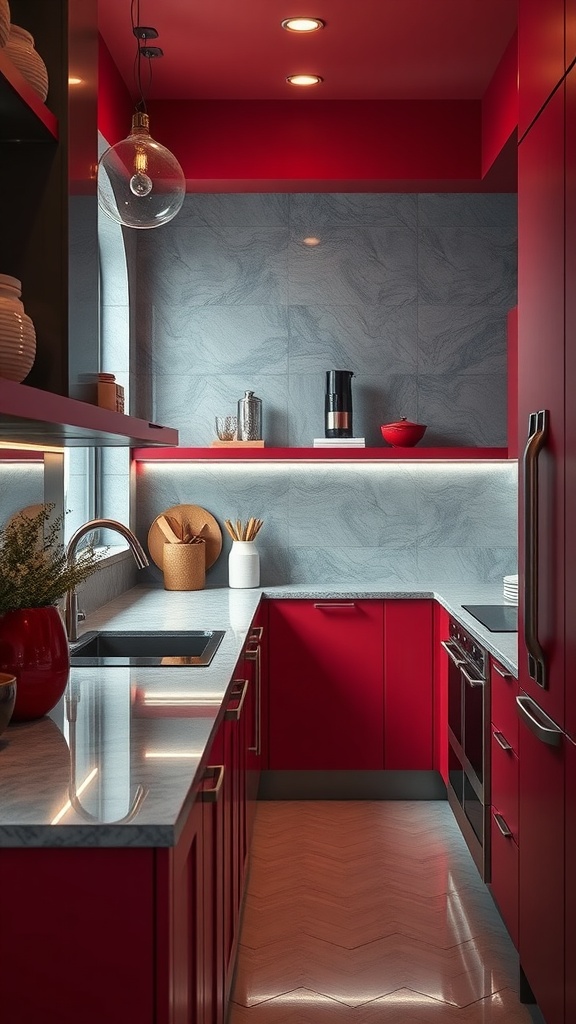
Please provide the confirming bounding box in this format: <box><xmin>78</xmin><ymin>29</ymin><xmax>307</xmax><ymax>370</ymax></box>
<box><xmin>133</xmin><ymin>446</ymin><xmax>510</xmax><ymax>462</ymax></box>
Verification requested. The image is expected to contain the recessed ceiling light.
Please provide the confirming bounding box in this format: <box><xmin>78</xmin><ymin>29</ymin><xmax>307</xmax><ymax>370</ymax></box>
<box><xmin>286</xmin><ymin>74</ymin><xmax>323</xmax><ymax>86</ymax></box>
<box><xmin>281</xmin><ymin>17</ymin><xmax>325</xmax><ymax>32</ymax></box>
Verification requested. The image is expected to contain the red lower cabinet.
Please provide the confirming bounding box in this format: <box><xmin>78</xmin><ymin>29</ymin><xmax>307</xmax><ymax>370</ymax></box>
<box><xmin>156</xmin><ymin>801</ymin><xmax>206</xmax><ymax>1024</ymax></box>
<box><xmin>268</xmin><ymin>599</ymin><xmax>384</xmax><ymax>770</ymax></box>
<box><xmin>0</xmin><ymin>848</ymin><xmax>156</xmax><ymax>1024</ymax></box>
<box><xmin>489</xmin><ymin>657</ymin><xmax>520</xmax><ymax>946</ymax></box>
<box><xmin>209</xmin><ymin>673</ymin><xmax>251</xmax><ymax>1000</ymax></box>
<box><xmin>245</xmin><ymin>602</ymin><xmax>268</xmax><ymax>844</ymax></box>
<box><xmin>433</xmin><ymin>602</ymin><xmax>450</xmax><ymax>785</ymax></box>
<box><xmin>490</xmin><ymin>813</ymin><xmax>519</xmax><ymax>948</ymax></box>
<box><xmin>384</xmin><ymin>600</ymin><xmax>433</xmax><ymax>769</ymax></box>
<box><xmin>489</xmin><ymin>734</ymin><xmax>519</xmax><ymax>947</ymax></box>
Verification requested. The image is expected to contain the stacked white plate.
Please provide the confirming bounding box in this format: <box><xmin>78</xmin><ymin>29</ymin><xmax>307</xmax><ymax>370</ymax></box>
<box><xmin>503</xmin><ymin>573</ymin><xmax>518</xmax><ymax>604</ymax></box>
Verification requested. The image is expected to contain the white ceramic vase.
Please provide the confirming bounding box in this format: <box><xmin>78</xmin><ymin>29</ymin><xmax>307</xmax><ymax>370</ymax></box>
<box><xmin>0</xmin><ymin>0</ymin><xmax>10</xmax><ymax>48</ymax></box>
<box><xmin>228</xmin><ymin>541</ymin><xmax>260</xmax><ymax>589</ymax></box>
<box><xmin>0</xmin><ymin>274</ymin><xmax>36</xmax><ymax>382</ymax></box>
<box><xmin>5</xmin><ymin>25</ymin><xmax>49</xmax><ymax>101</ymax></box>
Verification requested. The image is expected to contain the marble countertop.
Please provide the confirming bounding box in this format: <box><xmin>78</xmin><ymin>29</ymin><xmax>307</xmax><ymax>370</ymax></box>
<box><xmin>0</xmin><ymin>582</ymin><xmax>518</xmax><ymax>848</ymax></box>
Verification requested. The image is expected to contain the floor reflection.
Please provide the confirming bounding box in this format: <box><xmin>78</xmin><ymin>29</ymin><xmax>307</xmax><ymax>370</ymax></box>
<box><xmin>229</xmin><ymin>801</ymin><xmax>541</xmax><ymax>1023</ymax></box>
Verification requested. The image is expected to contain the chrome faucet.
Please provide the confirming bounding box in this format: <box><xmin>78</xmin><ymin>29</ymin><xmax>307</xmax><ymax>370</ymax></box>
<box><xmin>65</xmin><ymin>518</ymin><xmax>149</xmax><ymax>642</ymax></box>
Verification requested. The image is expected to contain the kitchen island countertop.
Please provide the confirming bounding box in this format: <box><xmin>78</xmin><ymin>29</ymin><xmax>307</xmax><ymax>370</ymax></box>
<box><xmin>0</xmin><ymin>582</ymin><xmax>518</xmax><ymax>847</ymax></box>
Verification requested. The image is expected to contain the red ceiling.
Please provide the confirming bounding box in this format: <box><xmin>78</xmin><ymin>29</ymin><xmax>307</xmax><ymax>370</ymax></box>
<box><xmin>98</xmin><ymin>0</ymin><xmax>517</xmax><ymax>104</ymax></box>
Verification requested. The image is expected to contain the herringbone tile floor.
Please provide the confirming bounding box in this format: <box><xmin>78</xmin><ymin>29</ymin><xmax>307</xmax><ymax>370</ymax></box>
<box><xmin>228</xmin><ymin>801</ymin><xmax>540</xmax><ymax>1023</ymax></box>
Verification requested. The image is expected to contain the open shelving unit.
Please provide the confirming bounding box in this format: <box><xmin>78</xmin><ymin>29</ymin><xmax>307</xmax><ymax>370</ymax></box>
<box><xmin>133</xmin><ymin>446</ymin><xmax>509</xmax><ymax>462</ymax></box>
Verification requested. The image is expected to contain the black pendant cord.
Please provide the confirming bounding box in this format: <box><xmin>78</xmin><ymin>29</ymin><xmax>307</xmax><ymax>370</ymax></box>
<box><xmin>131</xmin><ymin>0</ymin><xmax>154</xmax><ymax>114</ymax></box>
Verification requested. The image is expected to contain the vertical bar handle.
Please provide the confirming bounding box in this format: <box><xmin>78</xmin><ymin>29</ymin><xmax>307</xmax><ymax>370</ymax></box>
<box><xmin>523</xmin><ymin>409</ymin><xmax>548</xmax><ymax>688</ymax></box>
<box><xmin>246</xmin><ymin>643</ymin><xmax>261</xmax><ymax>755</ymax></box>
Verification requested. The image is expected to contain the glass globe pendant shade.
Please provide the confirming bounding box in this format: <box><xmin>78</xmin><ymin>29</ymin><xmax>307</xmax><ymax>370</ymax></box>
<box><xmin>97</xmin><ymin>113</ymin><xmax>185</xmax><ymax>229</ymax></box>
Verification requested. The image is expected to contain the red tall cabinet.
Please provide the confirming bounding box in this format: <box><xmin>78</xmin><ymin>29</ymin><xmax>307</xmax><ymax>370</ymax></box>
<box><xmin>564</xmin><ymin>53</ymin><xmax>576</xmax><ymax>1024</ymax></box>
<box><xmin>517</xmin><ymin>3</ymin><xmax>576</xmax><ymax>1020</ymax></box>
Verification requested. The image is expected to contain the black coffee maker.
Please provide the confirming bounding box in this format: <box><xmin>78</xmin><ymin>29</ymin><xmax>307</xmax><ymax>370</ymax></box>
<box><xmin>324</xmin><ymin>369</ymin><xmax>354</xmax><ymax>438</ymax></box>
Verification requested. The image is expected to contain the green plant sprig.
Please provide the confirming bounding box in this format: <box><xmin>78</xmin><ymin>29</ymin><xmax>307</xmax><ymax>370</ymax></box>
<box><xmin>0</xmin><ymin>505</ymin><xmax>106</xmax><ymax>613</ymax></box>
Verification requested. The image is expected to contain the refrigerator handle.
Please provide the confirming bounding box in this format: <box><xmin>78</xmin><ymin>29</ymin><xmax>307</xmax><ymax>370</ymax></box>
<box><xmin>516</xmin><ymin>694</ymin><xmax>562</xmax><ymax>746</ymax></box>
<box><xmin>523</xmin><ymin>409</ymin><xmax>548</xmax><ymax>688</ymax></box>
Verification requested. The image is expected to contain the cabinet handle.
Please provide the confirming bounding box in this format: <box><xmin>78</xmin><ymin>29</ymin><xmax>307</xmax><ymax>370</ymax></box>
<box><xmin>523</xmin><ymin>409</ymin><xmax>548</xmax><ymax>688</ymax></box>
<box><xmin>493</xmin><ymin>663</ymin><xmax>512</xmax><ymax>679</ymax></box>
<box><xmin>516</xmin><ymin>694</ymin><xmax>562</xmax><ymax>747</ymax></box>
<box><xmin>492</xmin><ymin>730</ymin><xmax>513</xmax><ymax>752</ymax></box>
<box><xmin>246</xmin><ymin>644</ymin><xmax>261</xmax><ymax>756</ymax></box>
<box><xmin>440</xmin><ymin>639</ymin><xmax>466</xmax><ymax>668</ymax></box>
<box><xmin>250</xmin><ymin>625</ymin><xmax>264</xmax><ymax>640</ymax></box>
<box><xmin>225</xmin><ymin>678</ymin><xmax>249</xmax><ymax>721</ymax></box>
<box><xmin>200</xmin><ymin>765</ymin><xmax>225</xmax><ymax>803</ymax></box>
<box><xmin>313</xmin><ymin>602</ymin><xmax>356</xmax><ymax>609</ymax></box>
<box><xmin>492</xmin><ymin>811</ymin><xmax>513</xmax><ymax>838</ymax></box>
<box><xmin>461</xmin><ymin>665</ymin><xmax>485</xmax><ymax>688</ymax></box>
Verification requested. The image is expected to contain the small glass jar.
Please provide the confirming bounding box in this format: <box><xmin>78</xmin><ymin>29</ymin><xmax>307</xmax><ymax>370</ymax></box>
<box><xmin>228</xmin><ymin>541</ymin><xmax>260</xmax><ymax>589</ymax></box>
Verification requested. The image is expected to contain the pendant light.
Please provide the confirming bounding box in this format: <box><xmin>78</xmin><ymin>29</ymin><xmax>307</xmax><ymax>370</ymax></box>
<box><xmin>97</xmin><ymin>2</ymin><xmax>185</xmax><ymax>230</ymax></box>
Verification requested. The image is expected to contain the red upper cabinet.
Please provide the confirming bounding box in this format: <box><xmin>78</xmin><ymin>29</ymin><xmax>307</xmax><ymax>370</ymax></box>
<box><xmin>507</xmin><ymin>307</ymin><xmax>518</xmax><ymax>459</ymax></box>
<box><xmin>517</xmin><ymin>83</ymin><xmax>566</xmax><ymax>729</ymax></box>
<box><xmin>268</xmin><ymin>599</ymin><xmax>384</xmax><ymax>770</ymax></box>
<box><xmin>565</xmin><ymin>63</ymin><xmax>576</xmax><ymax>743</ymax></box>
<box><xmin>567</xmin><ymin>0</ymin><xmax>576</xmax><ymax>70</ymax></box>
<box><xmin>518</xmin><ymin>0</ymin><xmax>565</xmax><ymax>137</ymax></box>
<box><xmin>384</xmin><ymin>600</ymin><xmax>433</xmax><ymax>770</ymax></box>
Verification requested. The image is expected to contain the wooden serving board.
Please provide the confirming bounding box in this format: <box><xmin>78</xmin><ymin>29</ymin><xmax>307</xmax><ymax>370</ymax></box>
<box><xmin>147</xmin><ymin>504</ymin><xmax>222</xmax><ymax>570</ymax></box>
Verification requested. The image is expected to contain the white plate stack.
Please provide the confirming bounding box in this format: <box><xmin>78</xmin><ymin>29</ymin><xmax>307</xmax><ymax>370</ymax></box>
<box><xmin>503</xmin><ymin>573</ymin><xmax>518</xmax><ymax>604</ymax></box>
<box><xmin>313</xmin><ymin>437</ymin><xmax>366</xmax><ymax>447</ymax></box>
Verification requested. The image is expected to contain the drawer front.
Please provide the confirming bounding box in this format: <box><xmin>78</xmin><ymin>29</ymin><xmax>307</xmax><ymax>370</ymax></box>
<box><xmin>491</xmin><ymin>659</ymin><xmax>519</xmax><ymax>752</ymax></box>
<box><xmin>491</xmin><ymin>730</ymin><xmax>519</xmax><ymax>842</ymax></box>
<box><xmin>490</xmin><ymin>819</ymin><xmax>519</xmax><ymax>949</ymax></box>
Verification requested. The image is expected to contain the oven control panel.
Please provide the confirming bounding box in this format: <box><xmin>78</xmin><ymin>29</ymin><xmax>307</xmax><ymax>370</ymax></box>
<box><xmin>449</xmin><ymin>619</ymin><xmax>487</xmax><ymax>678</ymax></box>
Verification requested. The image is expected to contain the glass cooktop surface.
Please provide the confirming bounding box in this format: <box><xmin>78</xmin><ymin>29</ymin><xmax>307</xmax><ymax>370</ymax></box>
<box><xmin>461</xmin><ymin>604</ymin><xmax>518</xmax><ymax>633</ymax></box>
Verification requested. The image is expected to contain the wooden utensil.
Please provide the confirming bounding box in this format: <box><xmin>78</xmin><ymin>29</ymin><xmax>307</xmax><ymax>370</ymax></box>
<box><xmin>148</xmin><ymin>505</ymin><xmax>223</xmax><ymax>569</ymax></box>
<box><xmin>156</xmin><ymin>515</ymin><xmax>183</xmax><ymax>544</ymax></box>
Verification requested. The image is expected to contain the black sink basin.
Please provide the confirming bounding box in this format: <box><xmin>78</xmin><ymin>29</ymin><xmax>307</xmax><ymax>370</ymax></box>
<box><xmin>70</xmin><ymin>630</ymin><xmax>225</xmax><ymax>667</ymax></box>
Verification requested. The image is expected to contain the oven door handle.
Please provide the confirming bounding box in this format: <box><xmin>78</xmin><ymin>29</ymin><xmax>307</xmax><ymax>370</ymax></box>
<box><xmin>523</xmin><ymin>409</ymin><xmax>548</xmax><ymax>689</ymax></box>
<box><xmin>440</xmin><ymin>640</ymin><xmax>466</xmax><ymax>668</ymax></box>
<box><xmin>461</xmin><ymin>665</ymin><xmax>485</xmax><ymax>688</ymax></box>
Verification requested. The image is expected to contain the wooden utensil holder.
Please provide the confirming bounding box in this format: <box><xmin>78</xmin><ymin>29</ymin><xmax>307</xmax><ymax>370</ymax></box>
<box><xmin>162</xmin><ymin>542</ymin><xmax>205</xmax><ymax>591</ymax></box>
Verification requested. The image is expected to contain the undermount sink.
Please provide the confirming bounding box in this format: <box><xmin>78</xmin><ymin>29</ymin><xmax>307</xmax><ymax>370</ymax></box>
<box><xmin>70</xmin><ymin>630</ymin><xmax>226</xmax><ymax>667</ymax></box>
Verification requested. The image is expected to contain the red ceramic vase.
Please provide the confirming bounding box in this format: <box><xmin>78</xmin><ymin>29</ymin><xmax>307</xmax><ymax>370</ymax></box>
<box><xmin>0</xmin><ymin>606</ymin><xmax>70</xmax><ymax>721</ymax></box>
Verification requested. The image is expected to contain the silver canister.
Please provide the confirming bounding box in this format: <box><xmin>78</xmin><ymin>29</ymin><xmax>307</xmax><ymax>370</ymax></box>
<box><xmin>237</xmin><ymin>390</ymin><xmax>262</xmax><ymax>440</ymax></box>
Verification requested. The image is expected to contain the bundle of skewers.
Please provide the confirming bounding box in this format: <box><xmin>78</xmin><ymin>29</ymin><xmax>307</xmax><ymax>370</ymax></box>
<box><xmin>224</xmin><ymin>518</ymin><xmax>264</xmax><ymax>542</ymax></box>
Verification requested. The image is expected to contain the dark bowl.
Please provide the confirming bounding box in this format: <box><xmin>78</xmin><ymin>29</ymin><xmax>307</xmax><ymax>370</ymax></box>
<box><xmin>0</xmin><ymin>672</ymin><xmax>17</xmax><ymax>736</ymax></box>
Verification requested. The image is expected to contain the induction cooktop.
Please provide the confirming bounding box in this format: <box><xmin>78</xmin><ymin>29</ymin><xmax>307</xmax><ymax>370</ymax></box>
<box><xmin>461</xmin><ymin>604</ymin><xmax>518</xmax><ymax>633</ymax></box>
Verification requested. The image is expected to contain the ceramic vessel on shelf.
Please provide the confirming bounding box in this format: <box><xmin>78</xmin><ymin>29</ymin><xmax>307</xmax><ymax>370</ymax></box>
<box><xmin>228</xmin><ymin>541</ymin><xmax>260</xmax><ymax>589</ymax></box>
<box><xmin>5</xmin><ymin>24</ymin><xmax>49</xmax><ymax>101</ymax></box>
<box><xmin>0</xmin><ymin>274</ymin><xmax>36</xmax><ymax>382</ymax></box>
<box><xmin>380</xmin><ymin>418</ymin><xmax>427</xmax><ymax>447</ymax></box>
<box><xmin>0</xmin><ymin>673</ymin><xmax>16</xmax><ymax>736</ymax></box>
<box><xmin>0</xmin><ymin>0</ymin><xmax>10</xmax><ymax>48</ymax></box>
<box><xmin>162</xmin><ymin>541</ymin><xmax>206</xmax><ymax>591</ymax></box>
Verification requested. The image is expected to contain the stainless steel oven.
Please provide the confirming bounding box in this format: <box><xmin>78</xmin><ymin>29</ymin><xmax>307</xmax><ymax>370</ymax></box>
<box><xmin>442</xmin><ymin>619</ymin><xmax>490</xmax><ymax>880</ymax></box>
